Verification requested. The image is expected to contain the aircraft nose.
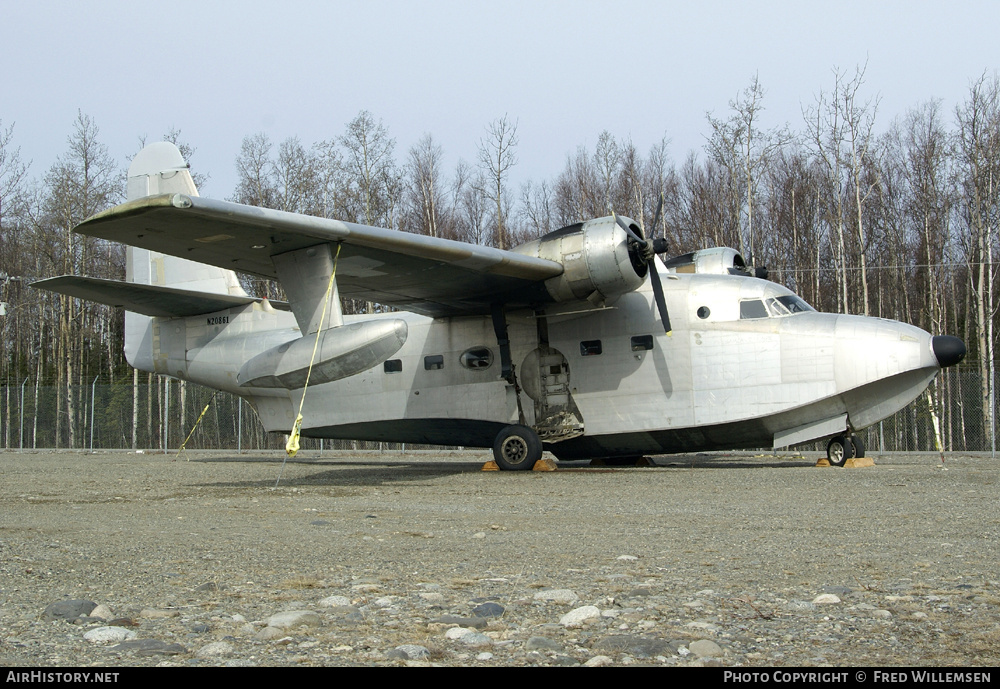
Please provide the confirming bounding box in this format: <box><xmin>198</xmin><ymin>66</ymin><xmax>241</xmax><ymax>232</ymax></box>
<box><xmin>932</xmin><ymin>335</ymin><xmax>966</xmax><ymax>368</ymax></box>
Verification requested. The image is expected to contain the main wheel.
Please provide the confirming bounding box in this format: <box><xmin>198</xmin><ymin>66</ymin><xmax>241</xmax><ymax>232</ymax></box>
<box><xmin>851</xmin><ymin>435</ymin><xmax>866</xmax><ymax>458</ymax></box>
<box><xmin>492</xmin><ymin>425</ymin><xmax>543</xmax><ymax>471</ymax></box>
<box><xmin>826</xmin><ymin>435</ymin><xmax>854</xmax><ymax>467</ymax></box>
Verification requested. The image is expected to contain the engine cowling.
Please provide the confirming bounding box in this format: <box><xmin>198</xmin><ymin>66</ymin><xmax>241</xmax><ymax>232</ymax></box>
<box><xmin>661</xmin><ymin>247</ymin><xmax>767</xmax><ymax>279</ymax></box>
<box><xmin>512</xmin><ymin>216</ymin><xmax>647</xmax><ymax>305</ymax></box>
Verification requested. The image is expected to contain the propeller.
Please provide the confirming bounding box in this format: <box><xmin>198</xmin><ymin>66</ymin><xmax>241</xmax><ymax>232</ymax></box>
<box><xmin>614</xmin><ymin>195</ymin><xmax>671</xmax><ymax>336</ymax></box>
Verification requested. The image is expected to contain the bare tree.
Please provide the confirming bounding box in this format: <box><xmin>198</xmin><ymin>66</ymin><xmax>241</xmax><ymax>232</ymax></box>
<box><xmin>273</xmin><ymin>137</ymin><xmax>324</xmax><ymax>215</ymax></box>
<box><xmin>0</xmin><ymin>121</ymin><xmax>28</xmax><ymax>235</ymax></box>
<box><xmin>839</xmin><ymin>65</ymin><xmax>881</xmax><ymax>316</ymax></box>
<box><xmin>707</xmin><ymin>74</ymin><xmax>787</xmax><ymax>265</ymax></box>
<box><xmin>0</xmin><ymin>121</ymin><xmax>29</xmax><ymax>449</ymax></box>
<box><xmin>163</xmin><ymin>128</ymin><xmax>208</xmax><ymax>191</ymax></box>
<box><xmin>311</xmin><ymin>138</ymin><xmax>347</xmax><ymax>220</ymax></box>
<box><xmin>644</xmin><ymin>136</ymin><xmax>674</xmax><ymax>240</ymax></box>
<box><xmin>232</xmin><ymin>133</ymin><xmax>278</xmax><ymax>208</ymax></box>
<box><xmin>477</xmin><ymin>115</ymin><xmax>518</xmax><ymax>248</ymax></box>
<box><xmin>805</xmin><ymin>65</ymin><xmax>882</xmax><ymax>315</ymax></box>
<box><xmin>339</xmin><ymin>110</ymin><xmax>398</xmax><ymax>227</ymax></box>
<box><xmin>404</xmin><ymin>134</ymin><xmax>445</xmax><ymax>237</ymax></box>
<box><xmin>902</xmin><ymin>101</ymin><xmax>952</xmax><ymax>332</ymax></box>
<box><xmin>39</xmin><ymin>112</ymin><xmax>121</xmax><ymax>447</ymax></box>
<box><xmin>553</xmin><ymin>146</ymin><xmax>596</xmax><ymax>225</ymax></box>
<box><xmin>453</xmin><ymin>160</ymin><xmax>489</xmax><ymax>246</ymax></box>
<box><xmin>617</xmin><ymin>139</ymin><xmax>645</xmax><ymax>223</ymax></box>
<box><xmin>955</xmin><ymin>73</ymin><xmax>1000</xmax><ymax>442</ymax></box>
<box><xmin>593</xmin><ymin>130</ymin><xmax>621</xmax><ymax>214</ymax></box>
<box><xmin>519</xmin><ymin>179</ymin><xmax>554</xmax><ymax>239</ymax></box>
<box><xmin>805</xmin><ymin>71</ymin><xmax>850</xmax><ymax>313</ymax></box>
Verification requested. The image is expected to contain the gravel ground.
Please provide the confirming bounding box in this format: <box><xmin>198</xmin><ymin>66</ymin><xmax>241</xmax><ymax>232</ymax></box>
<box><xmin>1</xmin><ymin>449</ymin><xmax>998</xmax><ymax>667</ymax></box>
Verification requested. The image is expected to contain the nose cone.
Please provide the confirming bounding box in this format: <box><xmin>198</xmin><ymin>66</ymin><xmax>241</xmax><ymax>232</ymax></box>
<box><xmin>932</xmin><ymin>336</ymin><xmax>966</xmax><ymax>368</ymax></box>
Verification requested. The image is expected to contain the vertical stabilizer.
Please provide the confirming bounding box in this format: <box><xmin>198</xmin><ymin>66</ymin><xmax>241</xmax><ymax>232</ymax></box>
<box><xmin>127</xmin><ymin>142</ymin><xmax>200</xmax><ymax>201</ymax></box>
<box><xmin>124</xmin><ymin>142</ymin><xmax>248</xmax><ymax>369</ymax></box>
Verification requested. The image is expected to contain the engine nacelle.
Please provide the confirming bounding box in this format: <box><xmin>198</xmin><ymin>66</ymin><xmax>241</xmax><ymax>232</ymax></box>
<box><xmin>661</xmin><ymin>247</ymin><xmax>745</xmax><ymax>275</ymax></box>
<box><xmin>512</xmin><ymin>216</ymin><xmax>646</xmax><ymax>305</ymax></box>
<box><xmin>660</xmin><ymin>247</ymin><xmax>766</xmax><ymax>279</ymax></box>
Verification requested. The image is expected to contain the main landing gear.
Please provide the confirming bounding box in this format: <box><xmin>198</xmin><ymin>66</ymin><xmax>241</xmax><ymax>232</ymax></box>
<box><xmin>826</xmin><ymin>434</ymin><xmax>867</xmax><ymax>467</ymax></box>
<box><xmin>492</xmin><ymin>425</ymin><xmax>543</xmax><ymax>471</ymax></box>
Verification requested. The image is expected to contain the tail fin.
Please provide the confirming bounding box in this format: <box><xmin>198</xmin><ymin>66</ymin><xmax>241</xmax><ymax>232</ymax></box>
<box><xmin>126</xmin><ymin>141</ymin><xmax>199</xmax><ymax>201</ymax></box>
<box><xmin>125</xmin><ymin>142</ymin><xmax>247</xmax><ymax>368</ymax></box>
<box><xmin>126</xmin><ymin>142</ymin><xmax>246</xmax><ymax>295</ymax></box>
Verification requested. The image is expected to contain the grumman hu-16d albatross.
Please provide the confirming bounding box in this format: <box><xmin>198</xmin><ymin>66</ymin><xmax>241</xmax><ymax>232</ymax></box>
<box><xmin>36</xmin><ymin>142</ymin><xmax>967</xmax><ymax>469</ymax></box>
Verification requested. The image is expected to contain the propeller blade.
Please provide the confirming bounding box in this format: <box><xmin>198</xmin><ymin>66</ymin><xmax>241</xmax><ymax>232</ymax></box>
<box><xmin>650</xmin><ymin>194</ymin><xmax>663</xmax><ymax>241</ymax></box>
<box><xmin>613</xmin><ymin>212</ymin><xmax>646</xmax><ymax>245</ymax></box>
<box><xmin>615</xmin><ymin>208</ymin><xmax>670</xmax><ymax>334</ymax></box>
<box><xmin>648</xmin><ymin>259</ymin><xmax>672</xmax><ymax>336</ymax></box>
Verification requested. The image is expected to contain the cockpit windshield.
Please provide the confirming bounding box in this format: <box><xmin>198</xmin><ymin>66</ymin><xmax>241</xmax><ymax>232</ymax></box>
<box><xmin>767</xmin><ymin>295</ymin><xmax>815</xmax><ymax>315</ymax></box>
<box><xmin>740</xmin><ymin>294</ymin><xmax>815</xmax><ymax>319</ymax></box>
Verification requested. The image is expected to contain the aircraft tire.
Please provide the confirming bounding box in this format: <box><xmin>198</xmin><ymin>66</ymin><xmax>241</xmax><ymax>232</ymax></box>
<box><xmin>493</xmin><ymin>425</ymin><xmax>543</xmax><ymax>471</ymax></box>
<box><xmin>826</xmin><ymin>435</ymin><xmax>854</xmax><ymax>467</ymax></box>
<box><xmin>851</xmin><ymin>435</ymin><xmax>866</xmax><ymax>458</ymax></box>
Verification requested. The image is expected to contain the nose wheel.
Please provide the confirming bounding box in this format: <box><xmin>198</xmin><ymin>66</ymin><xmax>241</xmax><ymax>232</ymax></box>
<box><xmin>826</xmin><ymin>434</ymin><xmax>866</xmax><ymax>466</ymax></box>
<box><xmin>493</xmin><ymin>425</ymin><xmax>543</xmax><ymax>471</ymax></box>
<box><xmin>826</xmin><ymin>435</ymin><xmax>853</xmax><ymax>466</ymax></box>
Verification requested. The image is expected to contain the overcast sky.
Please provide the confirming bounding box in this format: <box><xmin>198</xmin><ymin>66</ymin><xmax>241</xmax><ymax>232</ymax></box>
<box><xmin>2</xmin><ymin>0</ymin><xmax>998</xmax><ymax>198</ymax></box>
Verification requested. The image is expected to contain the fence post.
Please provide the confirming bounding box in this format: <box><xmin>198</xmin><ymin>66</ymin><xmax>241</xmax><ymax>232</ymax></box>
<box><xmin>992</xmin><ymin>362</ymin><xmax>996</xmax><ymax>459</ymax></box>
<box><xmin>90</xmin><ymin>376</ymin><xmax>98</xmax><ymax>452</ymax></box>
<box><xmin>238</xmin><ymin>397</ymin><xmax>242</xmax><ymax>454</ymax></box>
<box><xmin>19</xmin><ymin>378</ymin><xmax>26</xmax><ymax>452</ymax></box>
<box><xmin>164</xmin><ymin>380</ymin><xmax>169</xmax><ymax>453</ymax></box>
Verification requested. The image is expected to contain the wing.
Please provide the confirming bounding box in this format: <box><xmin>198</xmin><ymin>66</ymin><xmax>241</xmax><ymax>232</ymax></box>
<box><xmin>31</xmin><ymin>275</ymin><xmax>289</xmax><ymax>318</ymax></box>
<box><xmin>74</xmin><ymin>194</ymin><xmax>563</xmax><ymax>317</ymax></box>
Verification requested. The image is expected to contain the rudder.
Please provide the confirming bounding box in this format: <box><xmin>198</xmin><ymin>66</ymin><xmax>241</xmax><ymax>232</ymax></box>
<box><xmin>125</xmin><ymin>142</ymin><xmax>248</xmax><ymax>369</ymax></box>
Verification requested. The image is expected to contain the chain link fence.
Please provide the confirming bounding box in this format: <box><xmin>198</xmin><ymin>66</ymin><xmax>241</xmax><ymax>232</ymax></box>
<box><xmin>0</xmin><ymin>367</ymin><xmax>994</xmax><ymax>454</ymax></box>
<box><xmin>0</xmin><ymin>378</ymin><xmax>426</xmax><ymax>453</ymax></box>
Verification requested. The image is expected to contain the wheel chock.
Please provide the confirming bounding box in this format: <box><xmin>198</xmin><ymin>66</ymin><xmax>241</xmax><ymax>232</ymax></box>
<box><xmin>482</xmin><ymin>458</ymin><xmax>558</xmax><ymax>471</ymax></box>
<box><xmin>815</xmin><ymin>456</ymin><xmax>875</xmax><ymax>467</ymax></box>
<box><xmin>845</xmin><ymin>456</ymin><xmax>875</xmax><ymax>467</ymax></box>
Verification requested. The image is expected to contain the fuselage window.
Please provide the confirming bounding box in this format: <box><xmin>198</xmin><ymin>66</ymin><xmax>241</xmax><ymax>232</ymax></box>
<box><xmin>697</xmin><ymin>306</ymin><xmax>711</xmax><ymax>319</ymax></box>
<box><xmin>424</xmin><ymin>355</ymin><xmax>444</xmax><ymax>370</ymax></box>
<box><xmin>384</xmin><ymin>359</ymin><xmax>402</xmax><ymax>373</ymax></box>
<box><xmin>460</xmin><ymin>347</ymin><xmax>494</xmax><ymax>370</ymax></box>
<box><xmin>739</xmin><ymin>299</ymin><xmax>768</xmax><ymax>320</ymax></box>
<box><xmin>630</xmin><ymin>335</ymin><xmax>654</xmax><ymax>351</ymax></box>
<box><xmin>580</xmin><ymin>340</ymin><xmax>603</xmax><ymax>356</ymax></box>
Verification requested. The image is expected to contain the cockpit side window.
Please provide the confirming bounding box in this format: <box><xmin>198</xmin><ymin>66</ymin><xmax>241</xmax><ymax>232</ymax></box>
<box><xmin>739</xmin><ymin>299</ymin><xmax>768</xmax><ymax>319</ymax></box>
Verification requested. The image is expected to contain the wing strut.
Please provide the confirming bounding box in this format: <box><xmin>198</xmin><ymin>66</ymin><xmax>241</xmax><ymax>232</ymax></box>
<box><xmin>490</xmin><ymin>303</ymin><xmax>526</xmax><ymax>426</ymax></box>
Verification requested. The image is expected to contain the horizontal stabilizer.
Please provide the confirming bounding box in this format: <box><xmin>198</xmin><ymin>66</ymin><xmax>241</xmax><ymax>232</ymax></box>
<box><xmin>32</xmin><ymin>276</ymin><xmax>288</xmax><ymax>318</ymax></box>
